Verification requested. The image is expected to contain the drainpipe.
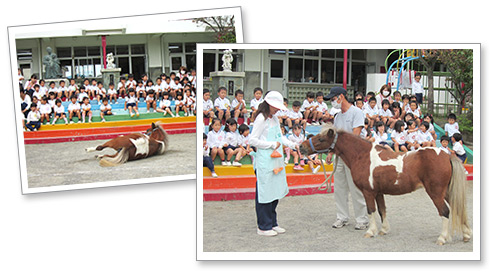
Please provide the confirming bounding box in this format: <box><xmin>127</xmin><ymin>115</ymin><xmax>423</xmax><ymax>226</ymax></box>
<box><xmin>343</xmin><ymin>49</ymin><xmax>347</xmax><ymax>89</ymax></box>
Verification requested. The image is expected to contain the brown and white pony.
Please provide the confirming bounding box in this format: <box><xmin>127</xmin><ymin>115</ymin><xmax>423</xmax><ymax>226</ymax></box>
<box><xmin>86</xmin><ymin>122</ymin><xmax>169</xmax><ymax>167</ymax></box>
<box><xmin>300</xmin><ymin>124</ymin><xmax>471</xmax><ymax>245</ymax></box>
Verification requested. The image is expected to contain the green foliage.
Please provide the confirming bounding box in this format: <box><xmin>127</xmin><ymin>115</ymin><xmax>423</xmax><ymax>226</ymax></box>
<box><xmin>192</xmin><ymin>16</ymin><xmax>236</xmax><ymax>44</ymax></box>
<box><xmin>458</xmin><ymin>112</ymin><xmax>473</xmax><ymax>135</ymax></box>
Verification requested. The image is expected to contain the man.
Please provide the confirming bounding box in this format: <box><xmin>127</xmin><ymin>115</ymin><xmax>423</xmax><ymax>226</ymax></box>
<box><xmin>325</xmin><ymin>87</ymin><xmax>369</xmax><ymax>230</ymax></box>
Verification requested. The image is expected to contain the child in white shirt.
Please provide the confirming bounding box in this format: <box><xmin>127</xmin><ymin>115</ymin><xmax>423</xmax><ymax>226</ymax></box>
<box><xmin>214</xmin><ymin>87</ymin><xmax>231</xmax><ymax>121</ymax></box>
<box><xmin>156</xmin><ymin>92</ymin><xmax>174</xmax><ymax>117</ymax></box>
<box><xmin>288</xmin><ymin>101</ymin><xmax>306</xmax><ymax>128</ymax></box>
<box><xmin>57</xmin><ymin>80</ymin><xmax>67</xmax><ymax>100</ymax></box>
<box><xmin>77</xmin><ymin>86</ymin><xmax>89</xmax><ymax>104</ymax></box>
<box><xmin>207</xmin><ymin>118</ymin><xmax>226</xmax><ymax>165</ymax></box>
<box><xmin>26</xmin><ymin>103</ymin><xmax>41</xmax><ymax>131</ymax></box>
<box><xmin>405</xmin><ymin>120</ymin><xmax>420</xmax><ymax>151</ymax></box>
<box><xmin>300</xmin><ymin>92</ymin><xmax>317</xmax><ymax>124</ymax></box>
<box><xmin>39</xmin><ymin>97</ymin><xmax>52</xmax><ymax>124</ymax></box>
<box><xmin>249</xmin><ymin>87</ymin><xmax>263</xmax><ymax>124</ymax></box>
<box><xmin>145</xmin><ymin>90</ymin><xmax>157</xmax><ymax>113</ymax></box>
<box><xmin>67</xmin><ymin>79</ymin><xmax>78</xmax><ymax>99</ymax></box>
<box><xmin>417</xmin><ymin>121</ymin><xmax>436</xmax><ymax>147</ymax></box>
<box><xmin>107</xmin><ymin>83</ymin><xmax>118</xmax><ymax>104</ymax></box>
<box><xmin>363</xmin><ymin>97</ymin><xmax>379</xmax><ymax>129</ymax></box>
<box><xmin>184</xmin><ymin>88</ymin><xmax>196</xmax><ymax>116</ymax></box>
<box><xmin>202</xmin><ymin>89</ymin><xmax>215</xmax><ymax>119</ymax></box>
<box><xmin>313</xmin><ymin>92</ymin><xmax>330</xmax><ymax>125</ymax></box>
<box><xmin>125</xmin><ymin>88</ymin><xmax>139</xmax><ymax>117</ymax></box>
<box><xmin>288</xmin><ymin>124</ymin><xmax>306</xmax><ymax>171</ymax></box>
<box><xmin>68</xmin><ymin>96</ymin><xmax>81</xmax><ymax>123</ymax></box>
<box><xmin>238</xmin><ymin>124</ymin><xmax>253</xmax><ymax>156</ymax></box>
<box><xmin>96</xmin><ymin>81</ymin><xmax>106</xmax><ymax>104</ymax></box>
<box><xmin>80</xmin><ymin>97</ymin><xmax>92</xmax><ymax>123</ymax></box>
<box><xmin>444</xmin><ymin>113</ymin><xmax>460</xmax><ymax>138</ymax></box>
<box><xmin>174</xmin><ymin>92</ymin><xmax>186</xmax><ymax>117</ymax></box>
<box><xmin>439</xmin><ymin>135</ymin><xmax>451</xmax><ymax>155</ymax></box>
<box><xmin>451</xmin><ymin>133</ymin><xmax>467</xmax><ymax>163</ymax></box>
<box><xmin>391</xmin><ymin>120</ymin><xmax>408</xmax><ymax>152</ymax></box>
<box><xmin>223</xmin><ymin>118</ymin><xmax>243</xmax><ymax>166</ymax></box>
<box><xmin>99</xmin><ymin>98</ymin><xmax>113</xmax><ymax>123</ymax></box>
<box><xmin>136</xmin><ymin>81</ymin><xmax>146</xmax><ymax>100</ymax></box>
<box><xmin>52</xmin><ymin>99</ymin><xmax>68</xmax><ymax>125</ymax></box>
<box><xmin>374</xmin><ymin>121</ymin><xmax>391</xmax><ymax>150</ymax></box>
<box><xmin>231</xmin><ymin>89</ymin><xmax>247</xmax><ymax>123</ymax></box>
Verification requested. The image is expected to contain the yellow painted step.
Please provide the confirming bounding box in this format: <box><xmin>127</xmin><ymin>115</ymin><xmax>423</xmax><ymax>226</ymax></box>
<box><xmin>203</xmin><ymin>163</ymin><xmax>334</xmax><ymax>177</ymax></box>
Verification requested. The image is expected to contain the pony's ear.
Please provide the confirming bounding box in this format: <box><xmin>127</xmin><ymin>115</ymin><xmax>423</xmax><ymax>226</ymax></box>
<box><xmin>151</xmin><ymin>122</ymin><xmax>156</xmax><ymax>129</ymax></box>
<box><xmin>327</xmin><ymin>128</ymin><xmax>335</xmax><ymax>138</ymax></box>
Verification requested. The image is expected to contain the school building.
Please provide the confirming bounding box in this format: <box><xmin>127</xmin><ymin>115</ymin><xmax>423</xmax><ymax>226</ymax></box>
<box><xmin>203</xmin><ymin>48</ymin><xmax>457</xmax><ymax>113</ymax></box>
<box><xmin>15</xmin><ymin>19</ymin><xmax>217</xmax><ymax>83</ymax></box>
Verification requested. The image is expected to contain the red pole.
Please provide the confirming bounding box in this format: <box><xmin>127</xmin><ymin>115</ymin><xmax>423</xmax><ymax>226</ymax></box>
<box><xmin>343</xmin><ymin>49</ymin><xmax>348</xmax><ymax>89</ymax></box>
<box><xmin>102</xmin><ymin>35</ymin><xmax>107</xmax><ymax>69</ymax></box>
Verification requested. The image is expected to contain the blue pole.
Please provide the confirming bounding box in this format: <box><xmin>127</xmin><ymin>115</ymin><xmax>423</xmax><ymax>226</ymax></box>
<box><xmin>396</xmin><ymin>56</ymin><xmax>420</xmax><ymax>92</ymax></box>
<box><xmin>385</xmin><ymin>56</ymin><xmax>417</xmax><ymax>86</ymax></box>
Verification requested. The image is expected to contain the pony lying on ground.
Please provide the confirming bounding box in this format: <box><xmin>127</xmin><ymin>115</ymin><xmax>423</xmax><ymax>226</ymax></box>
<box><xmin>300</xmin><ymin>124</ymin><xmax>471</xmax><ymax>245</ymax></box>
<box><xmin>86</xmin><ymin>122</ymin><xmax>169</xmax><ymax>167</ymax></box>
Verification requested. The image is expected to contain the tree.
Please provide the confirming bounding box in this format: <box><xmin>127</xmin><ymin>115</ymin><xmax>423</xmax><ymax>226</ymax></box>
<box><xmin>192</xmin><ymin>16</ymin><xmax>236</xmax><ymax>43</ymax></box>
<box><xmin>438</xmin><ymin>49</ymin><xmax>473</xmax><ymax>115</ymax></box>
<box><xmin>414</xmin><ymin>49</ymin><xmax>441</xmax><ymax>114</ymax></box>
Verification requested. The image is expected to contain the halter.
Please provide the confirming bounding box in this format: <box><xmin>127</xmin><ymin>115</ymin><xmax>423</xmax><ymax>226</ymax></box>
<box><xmin>308</xmin><ymin>131</ymin><xmax>338</xmax><ymax>154</ymax></box>
<box><xmin>145</xmin><ymin>126</ymin><xmax>160</xmax><ymax>137</ymax></box>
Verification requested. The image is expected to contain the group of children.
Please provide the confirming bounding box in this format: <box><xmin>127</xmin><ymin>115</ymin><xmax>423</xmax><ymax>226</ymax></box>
<box><xmin>203</xmin><ymin>84</ymin><xmax>468</xmax><ymax>176</ymax></box>
<box><xmin>20</xmin><ymin>68</ymin><xmax>197</xmax><ymax>131</ymax></box>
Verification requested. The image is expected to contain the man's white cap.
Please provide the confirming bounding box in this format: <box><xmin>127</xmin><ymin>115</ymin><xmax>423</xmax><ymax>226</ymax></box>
<box><xmin>264</xmin><ymin>91</ymin><xmax>288</xmax><ymax>111</ymax></box>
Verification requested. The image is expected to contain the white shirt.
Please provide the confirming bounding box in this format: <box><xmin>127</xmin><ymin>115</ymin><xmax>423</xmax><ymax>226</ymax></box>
<box><xmin>412</xmin><ymin>80</ymin><xmax>424</xmax><ymax>94</ymax></box>
<box><xmin>39</xmin><ymin>103</ymin><xmax>51</xmax><ymax>114</ymax></box>
<box><xmin>146</xmin><ymin>95</ymin><xmax>155</xmax><ymax>102</ymax></box>
<box><xmin>107</xmin><ymin>88</ymin><xmax>117</xmax><ymax>95</ymax></box>
<box><xmin>231</xmin><ymin>98</ymin><xmax>246</xmax><ymax>110</ymax></box>
<box><xmin>239</xmin><ymin>134</ymin><xmax>250</xmax><ymax>147</ymax></box>
<box><xmin>48</xmin><ymin>99</ymin><xmax>56</xmax><ymax>108</ymax></box>
<box><xmin>406</xmin><ymin>107</ymin><xmax>421</xmax><ymax>118</ymax></box>
<box><xmin>440</xmin><ymin>146</ymin><xmax>451</xmax><ymax>154</ymax></box>
<box><xmin>288</xmin><ymin>110</ymin><xmax>303</xmax><ymax>119</ymax></box>
<box><xmin>136</xmin><ymin>86</ymin><xmax>145</xmax><ymax>93</ymax></box>
<box><xmin>300</xmin><ymin>99</ymin><xmax>315</xmax><ymax>112</ymax></box>
<box><xmin>27</xmin><ymin>110</ymin><xmax>40</xmax><ymax>123</ymax></box>
<box><xmin>225</xmin><ymin>131</ymin><xmax>241</xmax><ymax>146</ymax></box>
<box><xmin>58</xmin><ymin>86</ymin><xmax>67</xmax><ymax>94</ymax></box>
<box><xmin>378</xmin><ymin>108</ymin><xmax>393</xmax><ymax>118</ymax></box>
<box><xmin>314</xmin><ymin>101</ymin><xmax>328</xmax><ymax>113</ymax></box>
<box><xmin>159</xmin><ymin>99</ymin><xmax>171</xmax><ymax>108</ymax></box>
<box><xmin>207</xmin><ymin>130</ymin><xmax>226</xmax><ymax>148</ymax></box>
<box><xmin>288</xmin><ymin>133</ymin><xmax>305</xmax><ymax>146</ymax></box>
<box><xmin>100</xmin><ymin>104</ymin><xmax>112</xmax><ymax>112</ymax></box>
<box><xmin>391</xmin><ymin>130</ymin><xmax>407</xmax><ymax>144</ymax></box>
<box><xmin>78</xmin><ymin>92</ymin><xmax>89</xmax><ymax>102</ymax></box>
<box><xmin>453</xmin><ymin>141</ymin><xmax>465</xmax><ymax>156</ymax></box>
<box><xmin>22</xmin><ymin>95</ymin><xmax>31</xmax><ymax>106</ymax></box>
<box><xmin>249</xmin><ymin>114</ymin><xmax>296</xmax><ymax>150</ymax></box>
<box><xmin>68</xmin><ymin>102</ymin><xmax>80</xmax><ymax>111</ymax></box>
<box><xmin>275</xmin><ymin>109</ymin><xmax>289</xmax><ymax>118</ymax></box>
<box><xmin>125</xmin><ymin>95</ymin><xmax>138</xmax><ymax>104</ymax></box>
<box><xmin>363</xmin><ymin>104</ymin><xmax>378</xmax><ymax>117</ymax></box>
<box><xmin>203</xmin><ymin>99</ymin><xmax>213</xmax><ymax>111</ymax></box>
<box><xmin>125</xmin><ymin>80</ymin><xmax>137</xmax><ymax>89</ymax></box>
<box><xmin>417</xmin><ymin>130</ymin><xmax>433</xmax><ymax>143</ymax></box>
<box><xmin>98</xmin><ymin>87</ymin><xmax>106</xmax><ymax>95</ymax></box>
<box><xmin>170</xmin><ymin>81</ymin><xmax>182</xmax><ymax>90</ymax></box>
<box><xmin>374</xmin><ymin>132</ymin><xmax>388</xmax><ymax>144</ymax></box>
<box><xmin>214</xmin><ymin>97</ymin><xmax>231</xmax><ymax>110</ymax></box>
<box><xmin>406</xmin><ymin>130</ymin><xmax>419</xmax><ymax>143</ymax></box>
<box><xmin>186</xmin><ymin>96</ymin><xmax>196</xmax><ymax>106</ymax></box>
<box><xmin>81</xmin><ymin>103</ymin><xmax>91</xmax><ymax>111</ymax></box>
<box><xmin>250</xmin><ymin>98</ymin><xmax>263</xmax><ymax>110</ymax></box>
<box><xmin>68</xmin><ymin>84</ymin><xmax>78</xmax><ymax>93</ymax></box>
<box><xmin>444</xmin><ymin>122</ymin><xmax>460</xmax><ymax>137</ymax></box>
<box><xmin>54</xmin><ymin>105</ymin><xmax>65</xmax><ymax>114</ymax></box>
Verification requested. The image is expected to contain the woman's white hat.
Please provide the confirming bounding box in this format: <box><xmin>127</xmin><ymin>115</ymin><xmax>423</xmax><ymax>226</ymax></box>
<box><xmin>264</xmin><ymin>91</ymin><xmax>288</xmax><ymax>111</ymax></box>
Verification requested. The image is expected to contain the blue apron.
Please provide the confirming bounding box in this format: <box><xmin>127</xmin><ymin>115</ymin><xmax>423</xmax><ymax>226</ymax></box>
<box><xmin>253</xmin><ymin>122</ymin><xmax>288</xmax><ymax>204</ymax></box>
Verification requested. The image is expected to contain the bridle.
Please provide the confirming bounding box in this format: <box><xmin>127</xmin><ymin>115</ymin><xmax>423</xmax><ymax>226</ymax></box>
<box><xmin>308</xmin><ymin>131</ymin><xmax>338</xmax><ymax>154</ymax></box>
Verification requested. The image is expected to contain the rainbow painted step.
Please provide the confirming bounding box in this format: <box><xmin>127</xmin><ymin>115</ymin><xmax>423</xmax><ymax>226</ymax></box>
<box><xmin>24</xmin><ymin>116</ymin><xmax>196</xmax><ymax>144</ymax></box>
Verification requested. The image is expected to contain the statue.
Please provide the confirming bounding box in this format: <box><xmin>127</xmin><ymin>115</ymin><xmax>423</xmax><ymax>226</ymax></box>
<box><xmin>42</xmin><ymin>47</ymin><xmax>62</xmax><ymax>79</ymax></box>
<box><xmin>106</xmin><ymin>53</ymin><xmax>116</xmax><ymax>69</ymax></box>
<box><xmin>222</xmin><ymin>49</ymin><xmax>233</xmax><ymax>72</ymax></box>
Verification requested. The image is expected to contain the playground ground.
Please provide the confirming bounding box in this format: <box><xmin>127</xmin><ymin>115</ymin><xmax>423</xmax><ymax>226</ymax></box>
<box><xmin>24</xmin><ymin>133</ymin><xmax>196</xmax><ymax>188</ymax></box>
<box><xmin>202</xmin><ymin>180</ymin><xmax>474</xmax><ymax>253</ymax></box>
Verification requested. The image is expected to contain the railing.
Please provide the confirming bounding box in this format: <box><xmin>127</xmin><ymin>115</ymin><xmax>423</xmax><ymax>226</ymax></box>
<box><xmin>286</xmin><ymin>83</ymin><xmax>355</xmax><ymax>103</ymax></box>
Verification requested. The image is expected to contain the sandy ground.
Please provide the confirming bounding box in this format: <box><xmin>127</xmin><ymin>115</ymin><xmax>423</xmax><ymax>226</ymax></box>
<box><xmin>203</xmin><ymin>180</ymin><xmax>474</xmax><ymax>252</ymax></box>
<box><xmin>24</xmin><ymin>133</ymin><xmax>196</xmax><ymax>188</ymax></box>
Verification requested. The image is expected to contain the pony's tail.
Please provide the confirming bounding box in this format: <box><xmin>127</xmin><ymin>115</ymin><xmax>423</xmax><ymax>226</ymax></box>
<box><xmin>99</xmin><ymin>148</ymin><xmax>129</xmax><ymax>167</ymax></box>
<box><xmin>447</xmin><ymin>155</ymin><xmax>468</xmax><ymax>236</ymax></box>
<box><xmin>155</xmin><ymin>122</ymin><xmax>169</xmax><ymax>153</ymax></box>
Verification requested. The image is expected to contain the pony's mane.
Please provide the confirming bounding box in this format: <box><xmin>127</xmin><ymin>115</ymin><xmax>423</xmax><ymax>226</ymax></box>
<box><xmin>153</xmin><ymin>122</ymin><xmax>169</xmax><ymax>152</ymax></box>
<box><xmin>320</xmin><ymin>123</ymin><xmax>340</xmax><ymax>135</ymax></box>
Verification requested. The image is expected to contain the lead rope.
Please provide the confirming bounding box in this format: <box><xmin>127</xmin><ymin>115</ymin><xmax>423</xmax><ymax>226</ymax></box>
<box><xmin>318</xmin><ymin>153</ymin><xmax>338</xmax><ymax>193</ymax></box>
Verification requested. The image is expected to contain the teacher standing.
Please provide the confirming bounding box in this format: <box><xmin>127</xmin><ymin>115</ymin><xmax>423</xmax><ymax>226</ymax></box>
<box><xmin>249</xmin><ymin>91</ymin><xmax>298</xmax><ymax>237</ymax></box>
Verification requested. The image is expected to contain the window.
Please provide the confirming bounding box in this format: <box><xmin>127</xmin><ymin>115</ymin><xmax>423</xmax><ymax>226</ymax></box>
<box><xmin>202</xmin><ymin>49</ymin><xmax>243</xmax><ymax>78</ymax></box>
<box><xmin>168</xmin><ymin>42</ymin><xmax>197</xmax><ymax>71</ymax></box>
<box><xmin>288</xmin><ymin>58</ymin><xmax>303</xmax><ymax>82</ymax></box>
<box><xmin>203</xmin><ymin>53</ymin><xmax>216</xmax><ymax>78</ymax></box>
<box><xmin>270</xmin><ymin>60</ymin><xmax>283</xmax><ymax>78</ymax></box>
<box><xmin>17</xmin><ymin>49</ymin><xmax>32</xmax><ymax>61</ymax></box>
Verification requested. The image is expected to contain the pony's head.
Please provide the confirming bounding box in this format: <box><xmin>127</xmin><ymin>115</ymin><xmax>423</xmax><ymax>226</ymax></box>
<box><xmin>300</xmin><ymin>123</ymin><xmax>338</xmax><ymax>155</ymax></box>
<box><xmin>147</xmin><ymin>122</ymin><xmax>169</xmax><ymax>151</ymax></box>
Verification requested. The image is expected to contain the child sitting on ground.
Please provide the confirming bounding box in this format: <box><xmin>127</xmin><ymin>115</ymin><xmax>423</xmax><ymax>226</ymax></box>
<box><xmin>26</xmin><ymin>103</ymin><xmax>41</xmax><ymax>131</ymax></box>
<box><xmin>439</xmin><ymin>135</ymin><xmax>451</xmax><ymax>154</ymax></box>
<box><xmin>203</xmin><ymin>133</ymin><xmax>218</xmax><ymax>178</ymax></box>
<box><xmin>223</xmin><ymin>118</ymin><xmax>244</xmax><ymax>166</ymax></box>
<box><xmin>80</xmin><ymin>97</ymin><xmax>93</xmax><ymax>123</ymax></box>
<box><xmin>125</xmin><ymin>88</ymin><xmax>140</xmax><ymax>117</ymax></box>
<box><xmin>99</xmin><ymin>98</ymin><xmax>113</xmax><ymax>123</ymax></box>
<box><xmin>156</xmin><ymin>92</ymin><xmax>174</xmax><ymax>117</ymax></box>
<box><xmin>417</xmin><ymin>121</ymin><xmax>436</xmax><ymax>147</ymax></box>
<box><xmin>207</xmin><ymin>118</ymin><xmax>226</xmax><ymax>165</ymax></box>
<box><xmin>392</xmin><ymin>120</ymin><xmax>408</xmax><ymax>152</ymax></box>
<box><xmin>444</xmin><ymin>113</ymin><xmax>460</xmax><ymax>138</ymax></box>
<box><xmin>249</xmin><ymin>87</ymin><xmax>263</xmax><ymax>125</ymax></box>
<box><xmin>422</xmin><ymin>113</ymin><xmax>438</xmax><ymax>141</ymax></box>
<box><xmin>363</xmin><ymin>96</ymin><xmax>379</xmax><ymax>129</ymax></box>
<box><xmin>405</xmin><ymin>120</ymin><xmax>420</xmax><ymax>151</ymax></box>
<box><xmin>52</xmin><ymin>99</ymin><xmax>68</xmax><ymax>125</ymax></box>
<box><xmin>406</xmin><ymin>101</ymin><xmax>421</xmax><ymax>126</ymax></box>
<box><xmin>379</xmin><ymin>99</ymin><xmax>395</xmax><ymax>130</ymax></box>
<box><xmin>374</xmin><ymin>121</ymin><xmax>392</xmax><ymax>150</ymax></box>
<box><xmin>174</xmin><ymin>92</ymin><xmax>186</xmax><ymax>117</ymax></box>
<box><xmin>451</xmin><ymin>133</ymin><xmax>467</xmax><ymax>163</ymax></box>
<box><xmin>305</xmin><ymin>134</ymin><xmax>322</xmax><ymax>174</ymax></box>
<box><xmin>288</xmin><ymin>124</ymin><xmax>306</xmax><ymax>171</ymax></box>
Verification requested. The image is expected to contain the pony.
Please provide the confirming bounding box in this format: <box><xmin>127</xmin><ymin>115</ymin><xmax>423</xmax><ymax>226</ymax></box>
<box><xmin>86</xmin><ymin>122</ymin><xmax>169</xmax><ymax>167</ymax></box>
<box><xmin>300</xmin><ymin>124</ymin><xmax>471</xmax><ymax>245</ymax></box>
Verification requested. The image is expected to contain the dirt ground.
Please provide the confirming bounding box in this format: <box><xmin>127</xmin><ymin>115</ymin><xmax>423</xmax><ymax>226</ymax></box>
<box><xmin>203</xmin><ymin>180</ymin><xmax>474</xmax><ymax>252</ymax></box>
<box><xmin>24</xmin><ymin>133</ymin><xmax>196</xmax><ymax>188</ymax></box>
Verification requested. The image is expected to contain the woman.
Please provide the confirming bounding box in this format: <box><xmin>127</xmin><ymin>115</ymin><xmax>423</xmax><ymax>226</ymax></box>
<box><xmin>249</xmin><ymin>91</ymin><xmax>298</xmax><ymax>237</ymax></box>
<box><xmin>376</xmin><ymin>84</ymin><xmax>393</xmax><ymax>110</ymax></box>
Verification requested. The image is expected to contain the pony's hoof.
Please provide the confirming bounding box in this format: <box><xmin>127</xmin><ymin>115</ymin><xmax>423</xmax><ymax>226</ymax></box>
<box><xmin>364</xmin><ymin>232</ymin><xmax>375</xmax><ymax>238</ymax></box>
<box><xmin>436</xmin><ymin>237</ymin><xmax>446</xmax><ymax>245</ymax></box>
<box><xmin>378</xmin><ymin>231</ymin><xmax>387</xmax><ymax>236</ymax></box>
<box><xmin>463</xmin><ymin>236</ymin><xmax>471</xmax><ymax>242</ymax></box>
